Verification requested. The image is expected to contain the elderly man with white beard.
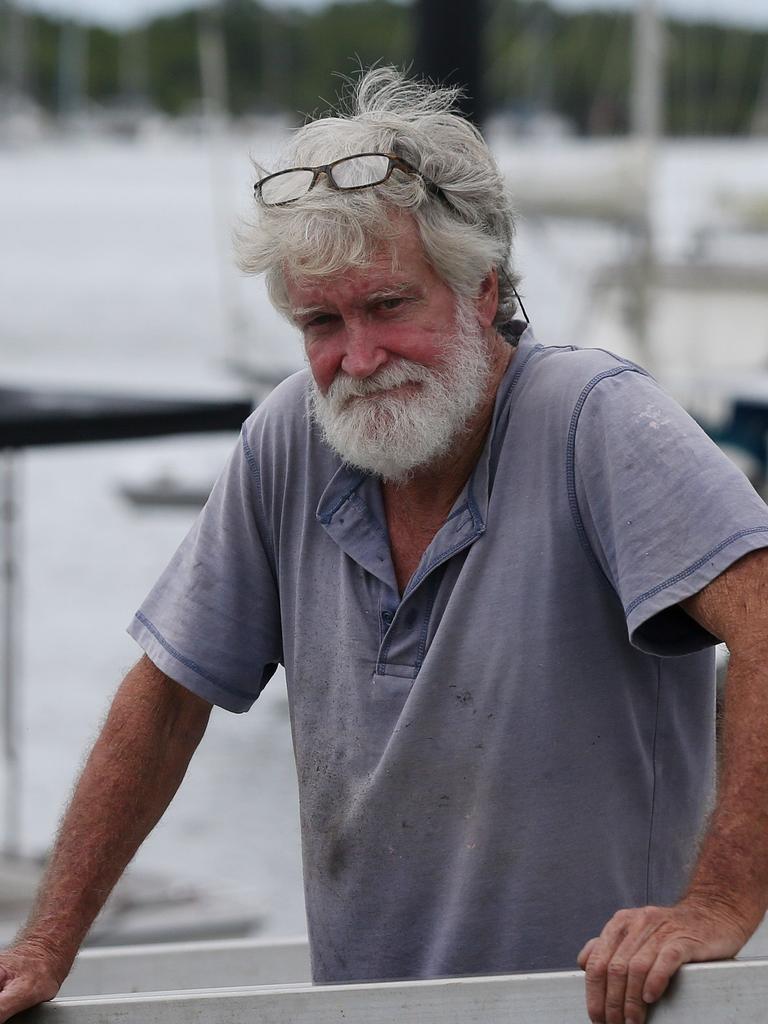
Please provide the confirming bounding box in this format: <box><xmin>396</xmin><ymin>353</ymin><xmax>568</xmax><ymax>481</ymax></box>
<box><xmin>3</xmin><ymin>68</ymin><xmax>768</xmax><ymax>1024</ymax></box>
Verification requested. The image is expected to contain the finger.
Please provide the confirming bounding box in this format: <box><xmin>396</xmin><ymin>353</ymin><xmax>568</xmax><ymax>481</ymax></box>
<box><xmin>622</xmin><ymin>951</ymin><xmax>656</xmax><ymax>1024</ymax></box>
<box><xmin>605</xmin><ymin>917</ymin><xmax>664</xmax><ymax>1024</ymax></box>
<box><xmin>642</xmin><ymin>941</ymin><xmax>689</xmax><ymax>1005</ymax></box>
<box><xmin>577</xmin><ymin>937</ymin><xmax>598</xmax><ymax>969</ymax></box>
<box><xmin>584</xmin><ymin>912</ymin><xmax>633</xmax><ymax>1022</ymax></box>
<box><xmin>0</xmin><ymin>979</ymin><xmax>50</xmax><ymax>1024</ymax></box>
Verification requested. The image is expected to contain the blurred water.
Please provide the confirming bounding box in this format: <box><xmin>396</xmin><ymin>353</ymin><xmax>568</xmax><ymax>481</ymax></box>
<box><xmin>2</xmin><ymin>131</ymin><xmax>310</xmax><ymax>937</ymax></box>
<box><xmin>2</xmin><ymin>129</ymin><xmax>768</xmax><ymax>941</ymax></box>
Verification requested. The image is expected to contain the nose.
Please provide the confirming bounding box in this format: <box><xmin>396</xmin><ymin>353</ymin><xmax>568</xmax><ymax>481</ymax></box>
<box><xmin>339</xmin><ymin>323</ymin><xmax>388</xmax><ymax>379</ymax></box>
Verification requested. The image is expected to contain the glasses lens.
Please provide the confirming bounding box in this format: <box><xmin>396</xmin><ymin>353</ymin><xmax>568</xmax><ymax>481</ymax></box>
<box><xmin>331</xmin><ymin>155</ymin><xmax>391</xmax><ymax>189</ymax></box>
<box><xmin>259</xmin><ymin>169</ymin><xmax>315</xmax><ymax>205</ymax></box>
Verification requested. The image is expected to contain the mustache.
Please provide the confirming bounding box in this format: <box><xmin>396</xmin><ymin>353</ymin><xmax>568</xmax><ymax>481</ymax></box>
<box><xmin>325</xmin><ymin>360</ymin><xmax>434</xmax><ymax>407</ymax></box>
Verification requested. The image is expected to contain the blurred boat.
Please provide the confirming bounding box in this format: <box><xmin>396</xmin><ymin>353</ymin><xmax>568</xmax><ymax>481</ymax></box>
<box><xmin>498</xmin><ymin>139</ymin><xmax>650</xmax><ymax>226</ymax></box>
<box><xmin>118</xmin><ymin>471</ymin><xmax>213</xmax><ymax>509</ymax></box>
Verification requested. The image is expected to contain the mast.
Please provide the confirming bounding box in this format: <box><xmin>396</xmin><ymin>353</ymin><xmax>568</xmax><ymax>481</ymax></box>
<box><xmin>1</xmin><ymin>1</ymin><xmax>28</xmax><ymax>106</ymax></box>
<box><xmin>119</xmin><ymin>26</ymin><xmax>150</xmax><ymax>114</ymax></box>
<box><xmin>197</xmin><ymin>3</ymin><xmax>251</xmax><ymax>369</ymax></box>
<box><xmin>57</xmin><ymin>19</ymin><xmax>88</xmax><ymax>119</ymax></box>
<box><xmin>627</xmin><ymin>0</ymin><xmax>664</xmax><ymax>368</ymax></box>
<box><xmin>631</xmin><ymin>0</ymin><xmax>663</xmax><ymax>144</ymax></box>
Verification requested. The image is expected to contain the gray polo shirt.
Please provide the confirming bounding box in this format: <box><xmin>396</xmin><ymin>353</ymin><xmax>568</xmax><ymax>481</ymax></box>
<box><xmin>129</xmin><ymin>327</ymin><xmax>768</xmax><ymax>983</ymax></box>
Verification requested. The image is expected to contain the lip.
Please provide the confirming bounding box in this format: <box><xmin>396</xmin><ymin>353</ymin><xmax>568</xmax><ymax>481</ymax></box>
<box><xmin>354</xmin><ymin>381</ymin><xmax>423</xmax><ymax>400</ymax></box>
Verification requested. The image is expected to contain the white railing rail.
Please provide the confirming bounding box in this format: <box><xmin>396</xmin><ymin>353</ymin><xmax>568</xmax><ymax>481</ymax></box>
<box><xmin>61</xmin><ymin>936</ymin><xmax>311</xmax><ymax>996</ymax></box>
<box><xmin>25</xmin><ymin>944</ymin><xmax>768</xmax><ymax>1024</ymax></box>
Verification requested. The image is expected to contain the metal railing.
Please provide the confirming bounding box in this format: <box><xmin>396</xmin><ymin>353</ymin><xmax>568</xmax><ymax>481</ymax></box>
<box><xmin>20</xmin><ymin>938</ymin><xmax>768</xmax><ymax>1022</ymax></box>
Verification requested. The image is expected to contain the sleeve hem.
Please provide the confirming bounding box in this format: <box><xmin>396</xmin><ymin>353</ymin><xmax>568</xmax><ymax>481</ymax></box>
<box><xmin>127</xmin><ymin>614</ymin><xmax>257</xmax><ymax>713</ymax></box>
<box><xmin>627</xmin><ymin>529</ymin><xmax>768</xmax><ymax>655</ymax></box>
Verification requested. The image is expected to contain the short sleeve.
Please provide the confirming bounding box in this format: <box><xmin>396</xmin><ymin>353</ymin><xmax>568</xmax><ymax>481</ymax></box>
<box><xmin>571</xmin><ymin>366</ymin><xmax>768</xmax><ymax>655</ymax></box>
<box><xmin>127</xmin><ymin>422</ymin><xmax>283</xmax><ymax>712</ymax></box>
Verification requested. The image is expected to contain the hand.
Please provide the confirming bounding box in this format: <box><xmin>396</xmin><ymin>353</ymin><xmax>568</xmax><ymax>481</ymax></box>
<box><xmin>577</xmin><ymin>898</ymin><xmax>750</xmax><ymax>1024</ymax></box>
<box><xmin>0</xmin><ymin>942</ymin><xmax>64</xmax><ymax>1023</ymax></box>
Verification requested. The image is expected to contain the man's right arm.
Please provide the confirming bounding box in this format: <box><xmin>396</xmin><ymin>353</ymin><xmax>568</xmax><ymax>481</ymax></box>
<box><xmin>0</xmin><ymin>654</ymin><xmax>212</xmax><ymax>1022</ymax></box>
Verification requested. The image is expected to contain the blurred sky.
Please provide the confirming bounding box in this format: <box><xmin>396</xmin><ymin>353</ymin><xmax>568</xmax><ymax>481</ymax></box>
<box><xmin>14</xmin><ymin>0</ymin><xmax>768</xmax><ymax>30</ymax></box>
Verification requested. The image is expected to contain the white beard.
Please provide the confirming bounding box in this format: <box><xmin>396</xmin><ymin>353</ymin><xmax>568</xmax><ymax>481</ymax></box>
<box><xmin>308</xmin><ymin>299</ymin><xmax>494</xmax><ymax>483</ymax></box>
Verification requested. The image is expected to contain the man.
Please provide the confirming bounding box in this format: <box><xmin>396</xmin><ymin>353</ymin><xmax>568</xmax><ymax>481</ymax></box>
<box><xmin>2</xmin><ymin>68</ymin><xmax>768</xmax><ymax>1024</ymax></box>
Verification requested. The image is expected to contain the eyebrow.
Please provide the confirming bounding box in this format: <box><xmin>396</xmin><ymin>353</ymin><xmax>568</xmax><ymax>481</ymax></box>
<box><xmin>290</xmin><ymin>305</ymin><xmax>329</xmax><ymax>324</ymax></box>
<box><xmin>290</xmin><ymin>283</ymin><xmax>417</xmax><ymax>324</ymax></box>
<box><xmin>365</xmin><ymin>283</ymin><xmax>414</xmax><ymax>303</ymax></box>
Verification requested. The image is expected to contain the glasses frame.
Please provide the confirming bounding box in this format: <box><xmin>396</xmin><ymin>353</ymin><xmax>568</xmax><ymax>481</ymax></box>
<box><xmin>254</xmin><ymin>151</ymin><xmax>529</xmax><ymax>324</ymax></box>
<box><xmin>254</xmin><ymin>152</ymin><xmax>450</xmax><ymax>208</ymax></box>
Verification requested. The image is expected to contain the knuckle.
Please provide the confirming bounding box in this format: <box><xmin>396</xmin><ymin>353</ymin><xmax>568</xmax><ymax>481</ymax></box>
<box><xmin>586</xmin><ymin>957</ymin><xmax>608</xmax><ymax>981</ymax></box>
<box><xmin>637</xmin><ymin>905</ymin><xmax>659</xmax><ymax>924</ymax></box>
<box><xmin>607</xmin><ymin>959</ymin><xmax>629</xmax><ymax>978</ymax></box>
<box><xmin>660</xmin><ymin>942</ymin><xmax>686</xmax><ymax>964</ymax></box>
<box><xmin>627</xmin><ymin>954</ymin><xmax>654</xmax><ymax>978</ymax></box>
<box><xmin>612</xmin><ymin>908</ymin><xmax>633</xmax><ymax>926</ymax></box>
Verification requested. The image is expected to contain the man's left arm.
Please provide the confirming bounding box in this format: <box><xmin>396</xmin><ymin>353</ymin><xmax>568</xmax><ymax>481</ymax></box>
<box><xmin>578</xmin><ymin>546</ymin><xmax>768</xmax><ymax>1024</ymax></box>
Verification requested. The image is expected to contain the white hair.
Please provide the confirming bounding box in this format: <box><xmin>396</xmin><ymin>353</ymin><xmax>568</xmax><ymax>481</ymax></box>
<box><xmin>236</xmin><ymin>67</ymin><xmax>520</xmax><ymax>325</ymax></box>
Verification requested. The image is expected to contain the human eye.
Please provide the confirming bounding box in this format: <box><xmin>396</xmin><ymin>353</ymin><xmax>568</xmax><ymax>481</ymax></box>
<box><xmin>304</xmin><ymin>312</ymin><xmax>338</xmax><ymax>330</ymax></box>
<box><xmin>374</xmin><ymin>295</ymin><xmax>409</xmax><ymax>313</ymax></box>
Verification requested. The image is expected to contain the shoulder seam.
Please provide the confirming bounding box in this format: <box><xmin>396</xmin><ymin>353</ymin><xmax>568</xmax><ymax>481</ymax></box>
<box><xmin>240</xmin><ymin>424</ymin><xmax>280</xmax><ymax>579</ymax></box>
<box><xmin>566</xmin><ymin>364</ymin><xmax>651</xmax><ymax>582</ymax></box>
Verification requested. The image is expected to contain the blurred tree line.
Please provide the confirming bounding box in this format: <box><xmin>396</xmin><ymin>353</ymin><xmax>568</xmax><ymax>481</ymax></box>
<box><xmin>3</xmin><ymin>0</ymin><xmax>768</xmax><ymax>134</ymax></box>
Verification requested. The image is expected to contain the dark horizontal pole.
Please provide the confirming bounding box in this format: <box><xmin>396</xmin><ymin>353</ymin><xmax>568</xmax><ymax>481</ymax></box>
<box><xmin>0</xmin><ymin>388</ymin><xmax>253</xmax><ymax>449</ymax></box>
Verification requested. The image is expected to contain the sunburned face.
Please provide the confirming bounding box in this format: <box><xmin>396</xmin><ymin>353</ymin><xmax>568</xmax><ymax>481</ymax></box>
<box><xmin>285</xmin><ymin>218</ymin><xmax>499</xmax><ymax>482</ymax></box>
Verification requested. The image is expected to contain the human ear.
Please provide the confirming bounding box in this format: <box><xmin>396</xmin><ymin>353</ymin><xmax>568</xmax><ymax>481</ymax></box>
<box><xmin>475</xmin><ymin>269</ymin><xmax>499</xmax><ymax>328</ymax></box>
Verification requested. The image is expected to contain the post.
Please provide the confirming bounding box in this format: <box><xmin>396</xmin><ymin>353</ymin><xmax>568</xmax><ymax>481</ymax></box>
<box><xmin>413</xmin><ymin>0</ymin><xmax>486</xmax><ymax>127</ymax></box>
<box><xmin>0</xmin><ymin>449</ymin><xmax>21</xmax><ymax>857</ymax></box>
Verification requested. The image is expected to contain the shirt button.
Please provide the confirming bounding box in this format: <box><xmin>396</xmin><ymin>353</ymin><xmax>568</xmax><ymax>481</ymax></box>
<box><xmin>382</xmin><ymin>610</ymin><xmax>394</xmax><ymax>625</ymax></box>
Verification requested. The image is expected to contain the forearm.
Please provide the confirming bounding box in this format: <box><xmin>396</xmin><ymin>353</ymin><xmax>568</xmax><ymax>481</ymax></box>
<box><xmin>17</xmin><ymin>656</ymin><xmax>212</xmax><ymax>979</ymax></box>
<box><xmin>684</xmin><ymin>644</ymin><xmax>768</xmax><ymax>935</ymax></box>
<box><xmin>580</xmin><ymin>553</ymin><xmax>768</xmax><ymax>1023</ymax></box>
